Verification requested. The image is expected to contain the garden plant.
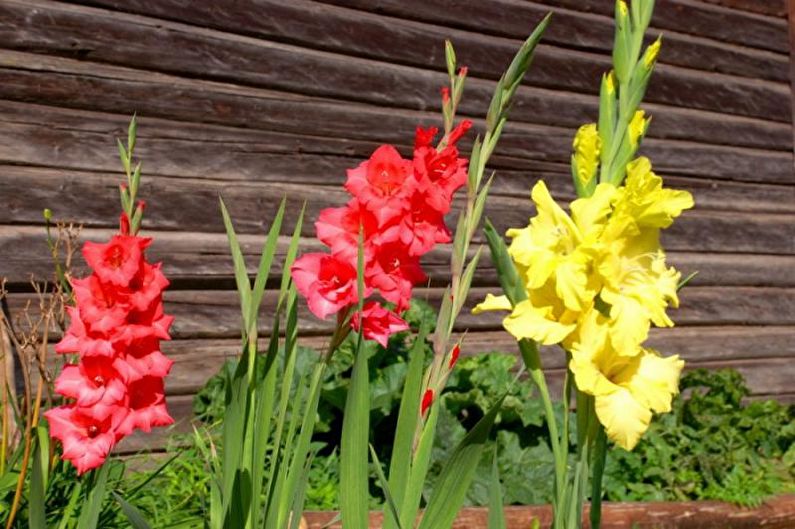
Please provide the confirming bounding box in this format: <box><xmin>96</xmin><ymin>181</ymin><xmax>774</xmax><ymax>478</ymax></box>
<box><xmin>1</xmin><ymin>1</ymin><xmax>793</xmax><ymax>529</ymax></box>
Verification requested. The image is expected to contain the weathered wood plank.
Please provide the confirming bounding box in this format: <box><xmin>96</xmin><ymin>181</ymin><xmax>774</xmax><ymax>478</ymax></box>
<box><xmin>701</xmin><ymin>0</ymin><xmax>787</xmax><ymax>17</ymax></box>
<box><xmin>303</xmin><ymin>496</ymin><xmax>795</xmax><ymax>529</ymax></box>
<box><xmin>315</xmin><ymin>0</ymin><xmax>789</xmax><ymax>82</ymax></box>
<box><xmin>5</xmin><ymin>225</ymin><xmax>795</xmax><ymax>289</ymax></box>
<box><xmin>536</xmin><ymin>0</ymin><xmax>790</xmax><ymax>54</ymax></box>
<box><xmin>2</xmin><ymin>165</ymin><xmax>794</xmax><ymax>259</ymax></box>
<box><xmin>1</xmin><ymin>49</ymin><xmax>790</xmax><ymax>152</ymax></box>
<box><xmin>0</xmin><ymin>0</ymin><xmax>790</xmax><ymax>122</ymax></box>
<box><xmin>7</xmin><ymin>286</ymin><xmax>795</xmax><ymax>342</ymax></box>
<box><xmin>0</xmin><ymin>100</ymin><xmax>791</xmax><ymax>193</ymax></box>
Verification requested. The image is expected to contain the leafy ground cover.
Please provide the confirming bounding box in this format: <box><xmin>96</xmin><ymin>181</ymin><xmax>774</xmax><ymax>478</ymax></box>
<box><xmin>123</xmin><ymin>301</ymin><xmax>794</xmax><ymax>527</ymax></box>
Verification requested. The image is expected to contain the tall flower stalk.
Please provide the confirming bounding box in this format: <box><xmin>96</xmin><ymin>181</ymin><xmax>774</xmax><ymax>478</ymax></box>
<box><xmin>478</xmin><ymin>1</ymin><xmax>694</xmax><ymax>528</ymax></box>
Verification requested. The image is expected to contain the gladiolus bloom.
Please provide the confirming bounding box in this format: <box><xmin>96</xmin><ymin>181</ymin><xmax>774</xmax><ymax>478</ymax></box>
<box><xmin>47</xmin><ymin>216</ymin><xmax>173</xmax><ymax>474</ymax></box>
<box><xmin>292</xmin><ymin>107</ymin><xmax>471</xmax><ymax>347</ymax></box>
<box><xmin>351</xmin><ymin>302</ymin><xmax>409</xmax><ymax>347</ymax></box>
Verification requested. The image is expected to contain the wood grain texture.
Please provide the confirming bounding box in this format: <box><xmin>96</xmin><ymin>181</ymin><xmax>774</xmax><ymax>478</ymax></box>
<box><xmin>1</xmin><ymin>0</ymin><xmax>794</xmax><ymax>410</ymax></box>
<box><xmin>69</xmin><ymin>0</ymin><xmax>791</xmax><ymax>84</ymax></box>
<box><xmin>1</xmin><ymin>49</ymin><xmax>790</xmax><ymax>151</ymax></box>
<box><xmin>536</xmin><ymin>0</ymin><xmax>790</xmax><ymax>54</ymax></box>
<box><xmin>302</xmin><ymin>496</ymin><xmax>795</xmax><ymax>529</ymax></box>
<box><xmin>0</xmin><ymin>0</ymin><xmax>790</xmax><ymax>122</ymax></box>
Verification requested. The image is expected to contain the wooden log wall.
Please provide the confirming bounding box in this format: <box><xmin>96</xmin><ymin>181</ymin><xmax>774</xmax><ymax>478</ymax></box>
<box><xmin>0</xmin><ymin>0</ymin><xmax>793</xmax><ymax>452</ymax></box>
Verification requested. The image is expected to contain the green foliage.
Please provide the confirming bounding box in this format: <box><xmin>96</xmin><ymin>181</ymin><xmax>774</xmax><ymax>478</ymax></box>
<box><xmin>603</xmin><ymin>368</ymin><xmax>795</xmax><ymax>507</ymax></box>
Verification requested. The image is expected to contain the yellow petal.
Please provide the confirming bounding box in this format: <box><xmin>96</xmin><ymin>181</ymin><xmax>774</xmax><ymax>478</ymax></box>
<box><xmin>603</xmin><ymin>295</ymin><xmax>649</xmax><ymax>356</ymax></box>
<box><xmin>555</xmin><ymin>259</ymin><xmax>589</xmax><ymax>311</ymax></box>
<box><xmin>472</xmin><ymin>293</ymin><xmax>513</xmax><ymax>314</ymax></box>
<box><xmin>503</xmin><ymin>300</ymin><xmax>575</xmax><ymax>345</ymax></box>
<box><xmin>570</xmin><ymin>183</ymin><xmax>616</xmax><ymax>238</ymax></box>
<box><xmin>595</xmin><ymin>387</ymin><xmax>651</xmax><ymax>451</ymax></box>
<box><xmin>621</xmin><ymin>350</ymin><xmax>684</xmax><ymax>414</ymax></box>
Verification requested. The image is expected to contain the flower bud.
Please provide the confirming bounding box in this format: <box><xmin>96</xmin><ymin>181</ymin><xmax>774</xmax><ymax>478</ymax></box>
<box><xmin>573</xmin><ymin>123</ymin><xmax>601</xmax><ymax>188</ymax></box>
<box><xmin>449</xmin><ymin>344</ymin><xmax>461</xmax><ymax>369</ymax></box>
<box><xmin>628</xmin><ymin>110</ymin><xmax>649</xmax><ymax>147</ymax></box>
<box><xmin>421</xmin><ymin>389</ymin><xmax>434</xmax><ymax>416</ymax></box>
<box><xmin>43</xmin><ymin>208</ymin><xmax>53</xmax><ymax>221</ymax></box>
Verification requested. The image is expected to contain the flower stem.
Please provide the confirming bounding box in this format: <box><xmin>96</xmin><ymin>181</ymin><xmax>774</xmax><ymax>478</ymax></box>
<box><xmin>589</xmin><ymin>426</ymin><xmax>608</xmax><ymax>529</ymax></box>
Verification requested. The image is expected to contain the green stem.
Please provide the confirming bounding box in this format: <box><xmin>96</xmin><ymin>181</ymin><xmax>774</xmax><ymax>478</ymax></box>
<box><xmin>589</xmin><ymin>427</ymin><xmax>608</xmax><ymax>529</ymax></box>
<box><xmin>518</xmin><ymin>340</ymin><xmax>565</xmax><ymax>520</ymax></box>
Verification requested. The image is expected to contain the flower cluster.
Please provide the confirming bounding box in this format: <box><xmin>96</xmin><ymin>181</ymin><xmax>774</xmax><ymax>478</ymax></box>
<box><xmin>45</xmin><ymin>214</ymin><xmax>174</xmax><ymax>474</ymax></box>
<box><xmin>292</xmin><ymin>120</ymin><xmax>472</xmax><ymax>346</ymax></box>
<box><xmin>476</xmin><ymin>156</ymin><xmax>693</xmax><ymax>450</ymax></box>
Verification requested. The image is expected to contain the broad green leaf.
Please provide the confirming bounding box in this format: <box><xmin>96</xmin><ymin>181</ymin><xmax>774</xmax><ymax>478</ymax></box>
<box><xmin>219</xmin><ymin>197</ymin><xmax>253</xmax><ymax>332</ymax></box>
<box><xmin>384</xmin><ymin>324</ymin><xmax>428</xmax><ymax>529</ymax></box>
<box><xmin>76</xmin><ymin>463</ymin><xmax>110</xmax><ymax>529</ymax></box>
<box><xmin>28</xmin><ymin>433</ymin><xmax>46</xmax><ymax>529</ymax></box>
<box><xmin>339</xmin><ymin>332</ymin><xmax>370</xmax><ymax>529</ymax></box>
<box><xmin>488</xmin><ymin>453</ymin><xmax>506</xmax><ymax>529</ymax></box>
<box><xmin>249</xmin><ymin>197</ymin><xmax>287</xmax><ymax>332</ymax></box>
<box><xmin>417</xmin><ymin>395</ymin><xmax>506</xmax><ymax>529</ymax></box>
<box><xmin>370</xmin><ymin>444</ymin><xmax>404</xmax><ymax>529</ymax></box>
<box><xmin>113</xmin><ymin>492</ymin><xmax>153</xmax><ymax>529</ymax></box>
<box><xmin>400</xmin><ymin>404</ymin><xmax>438</xmax><ymax>529</ymax></box>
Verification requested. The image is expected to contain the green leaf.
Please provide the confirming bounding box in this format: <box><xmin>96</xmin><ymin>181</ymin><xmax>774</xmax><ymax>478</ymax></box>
<box><xmin>417</xmin><ymin>395</ymin><xmax>506</xmax><ymax>529</ymax></box>
<box><xmin>219</xmin><ymin>197</ymin><xmax>253</xmax><ymax>332</ymax></box>
<box><xmin>249</xmin><ymin>197</ymin><xmax>287</xmax><ymax>333</ymax></box>
<box><xmin>384</xmin><ymin>324</ymin><xmax>428</xmax><ymax>529</ymax></box>
<box><xmin>76</xmin><ymin>464</ymin><xmax>110</xmax><ymax>529</ymax></box>
<box><xmin>370</xmin><ymin>444</ymin><xmax>404</xmax><ymax>529</ymax></box>
<box><xmin>483</xmin><ymin>219</ymin><xmax>526</xmax><ymax>305</ymax></box>
<box><xmin>340</xmin><ymin>234</ymin><xmax>370</xmax><ymax>529</ymax></box>
<box><xmin>28</xmin><ymin>431</ymin><xmax>47</xmax><ymax>529</ymax></box>
<box><xmin>488</xmin><ymin>452</ymin><xmax>506</xmax><ymax>529</ymax></box>
<box><xmin>113</xmin><ymin>492</ymin><xmax>153</xmax><ymax>529</ymax></box>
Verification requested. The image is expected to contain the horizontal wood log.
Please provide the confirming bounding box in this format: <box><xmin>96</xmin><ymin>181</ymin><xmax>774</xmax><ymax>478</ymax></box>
<box><xmin>537</xmin><ymin>0</ymin><xmax>790</xmax><ymax>54</ymax></box>
<box><xmin>2</xmin><ymin>165</ymin><xmax>794</xmax><ymax>259</ymax></box>
<box><xmin>1</xmin><ymin>49</ymin><xmax>790</xmax><ymax>152</ymax></box>
<box><xmin>5</xmin><ymin>225</ymin><xmax>795</xmax><ymax>290</ymax></box>
<box><xmin>1</xmin><ymin>0</ymin><xmax>790</xmax><ymax>122</ymax></box>
<box><xmin>7</xmin><ymin>286</ymin><xmax>795</xmax><ymax>343</ymax></box>
<box><xmin>0</xmin><ymin>99</ymin><xmax>790</xmax><ymax>189</ymax></box>
<box><xmin>316</xmin><ymin>0</ymin><xmax>789</xmax><ymax>83</ymax></box>
<box><xmin>702</xmin><ymin>0</ymin><xmax>787</xmax><ymax>17</ymax></box>
<box><xmin>303</xmin><ymin>495</ymin><xmax>795</xmax><ymax>529</ymax></box>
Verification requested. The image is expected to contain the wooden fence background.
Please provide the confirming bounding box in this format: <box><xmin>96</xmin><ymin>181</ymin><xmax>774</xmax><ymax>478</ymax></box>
<box><xmin>0</xmin><ymin>0</ymin><xmax>793</xmax><ymax>452</ymax></box>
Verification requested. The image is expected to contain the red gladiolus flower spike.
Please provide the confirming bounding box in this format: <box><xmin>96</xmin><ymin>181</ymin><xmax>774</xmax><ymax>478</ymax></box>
<box><xmin>291</xmin><ymin>110</ymin><xmax>471</xmax><ymax>348</ymax></box>
<box><xmin>47</xmin><ymin>211</ymin><xmax>173</xmax><ymax>474</ymax></box>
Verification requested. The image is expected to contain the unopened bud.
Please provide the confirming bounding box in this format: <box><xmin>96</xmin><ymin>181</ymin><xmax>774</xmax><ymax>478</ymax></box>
<box><xmin>628</xmin><ymin>110</ymin><xmax>648</xmax><ymax>147</ymax></box>
<box><xmin>448</xmin><ymin>344</ymin><xmax>461</xmax><ymax>369</ymax></box>
<box><xmin>421</xmin><ymin>389</ymin><xmax>434</xmax><ymax>416</ymax></box>
<box><xmin>458</xmin><ymin>66</ymin><xmax>468</xmax><ymax>77</ymax></box>
<box><xmin>441</xmin><ymin>86</ymin><xmax>451</xmax><ymax>105</ymax></box>
<box><xmin>119</xmin><ymin>212</ymin><xmax>131</xmax><ymax>235</ymax></box>
<box><xmin>643</xmin><ymin>38</ymin><xmax>662</xmax><ymax>69</ymax></box>
<box><xmin>43</xmin><ymin>208</ymin><xmax>53</xmax><ymax>221</ymax></box>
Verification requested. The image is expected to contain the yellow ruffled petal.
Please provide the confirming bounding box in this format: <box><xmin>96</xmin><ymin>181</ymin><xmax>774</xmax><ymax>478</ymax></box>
<box><xmin>595</xmin><ymin>387</ymin><xmax>651</xmax><ymax>451</ymax></box>
<box><xmin>554</xmin><ymin>259</ymin><xmax>589</xmax><ymax>311</ymax></box>
<box><xmin>472</xmin><ymin>293</ymin><xmax>513</xmax><ymax>314</ymax></box>
<box><xmin>621</xmin><ymin>349</ymin><xmax>684</xmax><ymax>414</ymax></box>
<box><xmin>571</xmin><ymin>183</ymin><xmax>616</xmax><ymax>239</ymax></box>
<box><xmin>503</xmin><ymin>300</ymin><xmax>575</xmax><ymax>345</ymax></box>
<box><xmin>603</xmin><ymin>295</ymin><xmax>649</xmax><ymax>357</ymax></box>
